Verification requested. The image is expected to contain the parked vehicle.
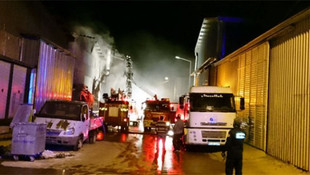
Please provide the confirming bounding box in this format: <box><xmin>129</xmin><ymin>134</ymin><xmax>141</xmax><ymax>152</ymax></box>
<box><xmin>34</xmin><ymin>100</ymin><xmax>103</xmax><ymax>151</ymax></box>
<box><xmin>179</xmin><ymin>86</ymin><xmax>244</xmax><ymax>149</ymax></box>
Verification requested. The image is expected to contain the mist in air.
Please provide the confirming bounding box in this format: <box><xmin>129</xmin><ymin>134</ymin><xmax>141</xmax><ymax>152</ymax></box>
<box><xmin>70</xmin><ymin>23</ymin><xmax>192</xmax><ymax>103</ymax></box>
<box><xmin>117</xmin><ymin>31</ymin><xmax>192</xmax><ymax>102</ymax></box>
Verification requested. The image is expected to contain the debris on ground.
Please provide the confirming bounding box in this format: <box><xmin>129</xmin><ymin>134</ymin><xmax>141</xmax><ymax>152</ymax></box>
<box><xmin>41</xmin><ymin>150</ymin><xmax>74</xmax><ymax>159</ymax></box>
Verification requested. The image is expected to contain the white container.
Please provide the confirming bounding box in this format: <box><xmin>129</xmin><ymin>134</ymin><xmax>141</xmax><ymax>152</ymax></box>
<box><xmin>11</xmin><ymin>122</ymin><xmax>46</xmax><ymax>156</ymax></box>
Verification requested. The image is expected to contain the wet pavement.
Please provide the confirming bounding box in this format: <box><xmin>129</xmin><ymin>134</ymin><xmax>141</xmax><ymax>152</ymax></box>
<box><xmin>0</xmin><ymin>121</ymin><xmax>308</xmax><ymax>175</ymax></box>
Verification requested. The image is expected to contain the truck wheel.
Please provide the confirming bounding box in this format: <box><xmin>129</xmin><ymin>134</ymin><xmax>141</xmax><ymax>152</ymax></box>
<box><xmin>73</xmin><ymin>136</ymin><xmax>83</xmax><ymax>151</ymax></box>
<box><xmin>184</xmin><ymin>144</ymin><xmax>192</xmax><ymax>152</ymax></box>
<box><xmin>121</xmin><ymin>126</ymin><xmax>128</xmax><ymax>133</ymax></box>
<box><xmin>89</xmin><ymin>130</ymin><xmax>97</xmax><ymax>144</ymax></box>
<box><xmin>124</xmin><ymin>126</ymin><xmax>129</xmax><ymax>133</ymax></box>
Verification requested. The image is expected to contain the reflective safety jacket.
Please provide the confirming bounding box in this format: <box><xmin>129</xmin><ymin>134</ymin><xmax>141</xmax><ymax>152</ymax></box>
<box><xmin>224</xmin><ymin>127</ymin><xmax>246</xmax><ymax>160</ymax></box>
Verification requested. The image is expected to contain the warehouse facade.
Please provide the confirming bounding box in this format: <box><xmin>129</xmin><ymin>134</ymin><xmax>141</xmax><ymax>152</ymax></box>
<box><xmin>196</xmin><ymin>8</ymin><xmax>310</xmax><ymax>171</ymax></box>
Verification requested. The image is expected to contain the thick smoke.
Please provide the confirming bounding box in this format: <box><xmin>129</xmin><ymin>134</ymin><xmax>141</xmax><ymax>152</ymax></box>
<box><xmin>118</xmin><ymin>31</ymin><xmax>192</xmax><ymax>102</ymax></box>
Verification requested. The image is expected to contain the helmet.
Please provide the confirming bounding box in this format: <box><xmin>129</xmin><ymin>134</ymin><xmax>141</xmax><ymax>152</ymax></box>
<box><xmin>233</xmin><ymin>117</ymin><xmax>242</xmax><ymax>128</ymax></box>
<box><xmin>176</xmin><ymin>114</ymin><xmax>181</xmax><ymax>119</ymax></box>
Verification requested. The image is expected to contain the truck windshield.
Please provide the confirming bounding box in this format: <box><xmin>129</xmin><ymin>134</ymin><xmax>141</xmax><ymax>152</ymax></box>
<box><xmin>145</xmin><ymin>102</ymin><xmax>170</xmax><ymax>112</ymax></box>
<box><xmin>189</xmin><ymin>93</ymin><xmax>236</xmax><ymax>112</ymax></box>
<box><xmin>37</xmin><ymin>102</ymin><xmax>82</xmax><ymax>121</ymax></box>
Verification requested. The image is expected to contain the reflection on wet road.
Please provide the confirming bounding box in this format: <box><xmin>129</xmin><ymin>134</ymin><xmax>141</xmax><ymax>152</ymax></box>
<box><xmin>103</xmin><ymin>122</ymin><xmax>224</xmax><ymax>175</ymax></box>
<box><xmin>104</xmin><ymin>131</ymin><xmax>183</xmax><ymax>174</ymax></box>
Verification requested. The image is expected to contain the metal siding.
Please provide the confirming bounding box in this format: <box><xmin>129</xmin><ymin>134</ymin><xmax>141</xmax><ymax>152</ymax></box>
<box><xmin>35</xmin><ymin>41</ymin><xmax>75</xmax><ymax>112</ymax></box>
<box><xmin>0</xmin><ymin>60</ymin><xmax>10</xmax><ymax>119</ymax></box>
<box><xmin>216</xmin><ymin>42</ymin><xmax>269</xmax><ymax>150</ymax></box>
<box><xmin>20</xmin><ymin>38</ymin><xmax>40</xmax><ymax>67</ymax></box>
<box><xmin>250</xmin><ymin>48</ymin><xmax>257</xmax><ymax>146</ymax></box>
<box><xmin>243</xmin><ymin>43</ymin><xmax>269</xmax><ymax>150</ymax></box>
<box><xmin>8</xmin><ymin>65</ymin><xmax>27</xmax><ymax>118</ymax></box>
<box><xmin>238</xmin><ymin>54</ymin><xmax>245</xmax><ymax>98</ymax></box>
<box><xmin>244</xmin><ymin>51</ymin><xmax>252</xmax><ymax>144</ymax></box>
<box><xmin>269</xmin><ymin>16</ymin><xmax>310</xmax><ymax>171</ymax></box>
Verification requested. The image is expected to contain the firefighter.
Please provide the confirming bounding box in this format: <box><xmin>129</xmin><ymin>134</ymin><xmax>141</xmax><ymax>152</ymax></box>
<box><xmin>80</xmin><ymin>85</ymin><xmax>89</xmax><ymax>102</ymax></box>
<box><xmin>173</xmin><ymin>114</ymin><xmax>184</xmax><ymax>152</ymax></box>
<box><xmin>155</xmin><ymin>116</ymin><xmax>169</xmax><ymax>149</ymax></box>
<box><xmin>80</xmin><ymin>85</ymin><xmax>94</xmax><ymax>109</ymax></box>
<box><xmin>222</xmin><ymin>117</ymin><xmax>246</xmax><ymax>175</ymax></box>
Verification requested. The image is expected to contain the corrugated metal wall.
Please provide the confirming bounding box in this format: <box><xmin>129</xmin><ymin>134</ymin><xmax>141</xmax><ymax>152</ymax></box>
<box><xmin>35</xmin><ymin>41</ymin><xmax>75</xmax><ymax>112</ymax></box>
<box><xmin>8</xmin><ymin>65</ymin><xmax>27</xmax><ymax>118</ymax></box>
<box><xmin>217</xmin><ymin>42</ymin><xmax>269</xmax><ymax>151</ymax></box>
<box><xmin>20</xmin><ymin>38</ymin><xmax>40</xmax><ymax>67</ymax></box>
<box><xmin>268</xmin><ymin>16</ymin><xmax>310</xmax><ymax>171</ymax></box>
<box><xmin>237</xmin><ymin>42</ymin><xmax>269</xmax><ymax>150</ymax></box>
<box><xmin>0</xmin><ymin>60</ymin><xmax>10</xmax><ymax>119</ymax></box>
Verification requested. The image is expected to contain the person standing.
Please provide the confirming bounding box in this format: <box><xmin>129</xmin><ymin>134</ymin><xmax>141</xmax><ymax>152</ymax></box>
<box><xmin>173</xmin><ymin>114</ymin><xmax>184</xmax><ymax>152</ymax></box>
<box><xmin>222</xmin><ymin>117</ymin><xmax>246</xmax><ymax>175</ymax></box>
<box><xmin>155</xmin><ymin>116</ymin><xmax>169</xmax><ymax>149</ymax></box>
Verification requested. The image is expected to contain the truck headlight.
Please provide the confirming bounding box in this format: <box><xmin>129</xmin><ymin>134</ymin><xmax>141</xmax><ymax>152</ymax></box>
<box><xmin>64</xmin><ymin>127</ymin><xmax>75</xmax><ymax>135</ymax></box>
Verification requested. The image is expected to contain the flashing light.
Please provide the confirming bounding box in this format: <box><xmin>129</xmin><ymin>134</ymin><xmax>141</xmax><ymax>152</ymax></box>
<box><xmin>124</xmin><ymin>118</ymin><xmax>128</xmax><ymax>122</ymax></box>
<box><xmin>165</xmin><ymin>122</ymin><xmax>170</xmax><ymax>126</ymax></box>
<box><xmin>161</xmin><ymin>98</ymin><xmax>170</xmax><ymax>101</ymax></box>
<box><xmin>99</xmin><ymin>107</ymin><xmax>108</xmax><ymax>111</ymax></box>
<box><xmin>96</xmin><ymin>131</ymin><xmax>104</xmax><ymax>140</ymax></box>
<box><xmin>120</xmin><ymin>108</ymin><xmax>129</xmax><ymax>112</ymax></box>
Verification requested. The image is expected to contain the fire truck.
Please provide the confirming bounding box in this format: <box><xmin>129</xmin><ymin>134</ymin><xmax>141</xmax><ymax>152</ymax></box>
<box><xmin>99</xmin><ymin>92</ymin><xmax>130</xmax><ymax>132</ymax></box>
<box><xmin>142</xmin><ymin>98</ymin><xmax>176</xmax><ymax>132</ymax></box>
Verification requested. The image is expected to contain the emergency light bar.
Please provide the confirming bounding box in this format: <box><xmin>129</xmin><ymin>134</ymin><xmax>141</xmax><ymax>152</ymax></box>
<box><xmin>161</xmin><ymin>98</ymin><xmax>169</xmax><ymax>101</ymax></box>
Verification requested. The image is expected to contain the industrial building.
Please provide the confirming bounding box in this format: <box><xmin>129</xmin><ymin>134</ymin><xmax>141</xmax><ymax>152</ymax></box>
<box><xmin>195</xmin><ymin>7</ymin><xmax>310</xmax><ymax>171</ymax></box>
<box><xmin>0</xmin><ymin>2</ymin><xmax>125</xmax><ymax>124</ymax></box>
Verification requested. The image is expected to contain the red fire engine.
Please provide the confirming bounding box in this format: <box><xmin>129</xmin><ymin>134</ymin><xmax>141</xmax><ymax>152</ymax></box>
<box><xmin>142</xmin><ymin>98</ymin><xmax>176</xmax><ymax>132</ymax></box>
<box><xmin>99</xmin><ymin>91</ymin><xmax>130</xmax><ymax>132</ymax></box>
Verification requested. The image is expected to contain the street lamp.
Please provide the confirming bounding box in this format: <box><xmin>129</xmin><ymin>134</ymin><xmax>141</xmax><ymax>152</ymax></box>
<box><xmin>175</xmin><ymin>56</ymin><xmax>192</xmax><ymax>89</ymax></box>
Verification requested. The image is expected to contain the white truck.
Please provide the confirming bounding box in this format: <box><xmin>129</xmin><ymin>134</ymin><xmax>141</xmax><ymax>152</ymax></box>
<box><xmin>34</xmin><ymin>100</ymin><xmax>104</xmax><ymax>150</ymax></box>
<box><xmin>179</xmin><ymin>86</ymin><xmax>244</xmax><ymax>149</ymax></box>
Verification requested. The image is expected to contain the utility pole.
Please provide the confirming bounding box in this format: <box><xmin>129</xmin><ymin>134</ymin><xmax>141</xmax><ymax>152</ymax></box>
<box><xmin>125</xmin><ymin>55</ymin><xmax>133</xmax><ymax>100</ymax></box>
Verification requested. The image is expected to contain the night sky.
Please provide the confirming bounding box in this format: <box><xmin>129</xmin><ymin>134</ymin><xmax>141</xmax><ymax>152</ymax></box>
<box><xmin>42</xmin><ymin>1</ymin><xmax>310</xmax><ymax>97</ymax></box>
<box><xmin>43</xmin><ymin>1</ymin><xmax>310</xmax><ymax>57</ymax></box>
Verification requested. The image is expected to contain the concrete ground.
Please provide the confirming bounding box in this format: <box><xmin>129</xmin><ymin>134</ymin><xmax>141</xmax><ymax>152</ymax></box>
<box><xmin>242</xmin><ymin>144</ymin><xmax>309</xmax><ymax>175</ymax></box>
<box><xmin>0</xmin><ymin>125</ymin><xmax>309</xmax><ymax>174</ymax></box>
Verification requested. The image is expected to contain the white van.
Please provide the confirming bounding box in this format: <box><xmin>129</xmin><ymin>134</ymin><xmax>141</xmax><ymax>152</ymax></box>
<box><xmin>34</xmin><ymin>100</ymin><xmax>103</xmax><ymax>150</ymax></box>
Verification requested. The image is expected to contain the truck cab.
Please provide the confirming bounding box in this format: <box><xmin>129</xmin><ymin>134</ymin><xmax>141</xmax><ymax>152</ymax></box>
<box><xmin>180</xmin><ymin>86</ymin><xmax>244</xmax><ymax>148</ymax></box>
